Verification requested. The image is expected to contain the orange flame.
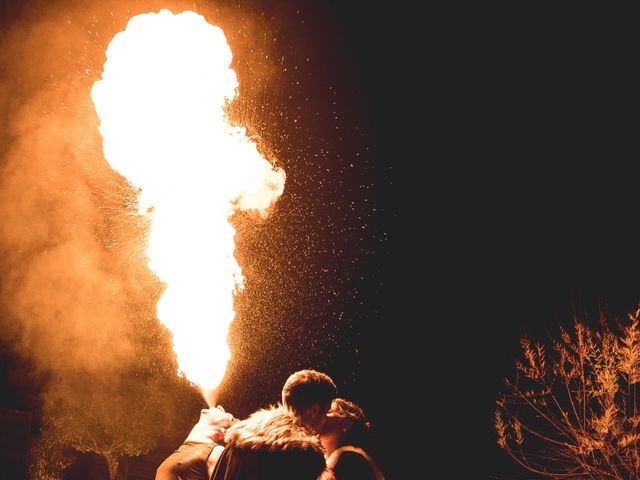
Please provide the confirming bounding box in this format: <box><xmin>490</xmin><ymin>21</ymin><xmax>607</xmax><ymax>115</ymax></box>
<box><xmin>91</xmin><ymin>10</ymin><xmax>285</xmax><ymax>397</ymax></box>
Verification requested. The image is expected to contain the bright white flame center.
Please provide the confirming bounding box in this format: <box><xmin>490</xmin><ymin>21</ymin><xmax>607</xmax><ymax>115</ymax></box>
<box><xmin>91</xmin><ymin>9</ymin><xmax>285</xmax><ymax>392</ymax></box>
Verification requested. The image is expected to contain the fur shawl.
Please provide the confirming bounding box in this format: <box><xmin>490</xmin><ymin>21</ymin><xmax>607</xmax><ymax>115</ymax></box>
<box><xmin>223</xmin><ymin>405</ymin><xmax>323</xmax><ymax>453</ymax></box>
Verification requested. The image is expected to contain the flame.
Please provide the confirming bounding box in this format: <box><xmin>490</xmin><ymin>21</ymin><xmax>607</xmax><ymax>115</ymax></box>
<box><xmin>91</xmin><ymin>10</ymin><xmax>285</xmax><ymax>396</ymax></box>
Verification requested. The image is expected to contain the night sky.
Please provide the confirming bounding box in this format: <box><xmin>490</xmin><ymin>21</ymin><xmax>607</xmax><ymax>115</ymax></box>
<box><xmin>0</xmin><ymin>2</ymin><xmax>635</xmax><ymax>479</ymax></box>
<box><xmin>426</xmin><ymin>7</ymin><xmax>636</xmax><ymax>479</ymax></box>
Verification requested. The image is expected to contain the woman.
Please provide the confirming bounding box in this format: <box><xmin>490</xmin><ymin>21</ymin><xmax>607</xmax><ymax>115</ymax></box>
<box><xmin>318</xmin><ymin>398</ymin><xmax>384</xmax><ymax>480</ymax></box>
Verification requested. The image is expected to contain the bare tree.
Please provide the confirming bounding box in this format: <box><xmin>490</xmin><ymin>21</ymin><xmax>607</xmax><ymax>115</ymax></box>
<box><xmin>39</xmin><ymin>369</ymin><xmax>192</xmax><ymax>480</ymax></box>
<box><xmin>28</xmin><ymin>431</ymin><xmax>75</xmax><ymax>480</ymax></box>
<box><xmin>496</xmin><ymin>307</ymin><xmax>640</xmax><ymax>479</ymax></box>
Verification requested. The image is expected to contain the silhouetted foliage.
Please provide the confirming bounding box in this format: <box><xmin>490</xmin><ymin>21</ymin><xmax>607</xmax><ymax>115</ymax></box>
<box><xmin>497</xmin><ymin>307</ymin><xmax>640</xmax><ymax>479</ymax></box>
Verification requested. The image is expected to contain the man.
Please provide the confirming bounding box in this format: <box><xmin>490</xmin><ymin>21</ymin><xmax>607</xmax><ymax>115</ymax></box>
<box><xmin>155</xmin><ymin>405</ymin><xmax>238</xmax><ymax>480</ymax></box>
<box><xmin>211</xmin><ymin>369</ymin><xmax>338</xmax><ymax>480</ymax></box>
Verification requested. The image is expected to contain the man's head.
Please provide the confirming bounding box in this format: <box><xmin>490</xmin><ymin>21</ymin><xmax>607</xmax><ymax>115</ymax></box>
<box><xmin>207</xmin><ymin>405</ymin><xmax>238</xmax><ymax>443</ymax></box>
<box><xmin>281</xmin><ymin>369</ymin><xmax>337</xmax><ymax>433</ymax></box>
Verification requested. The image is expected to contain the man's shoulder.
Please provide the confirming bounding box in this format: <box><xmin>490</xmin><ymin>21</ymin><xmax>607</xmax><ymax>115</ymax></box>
<box><xmin>224</xmin><ymin>405</ymin><xmax>322</xmax><ymax>453</ymax></box>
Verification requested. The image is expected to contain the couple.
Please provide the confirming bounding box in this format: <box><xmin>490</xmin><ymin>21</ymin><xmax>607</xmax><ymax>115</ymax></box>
<box><xmin>156</xmin><ymin>369</ymin><xmax>383</xmax><ymax>480</ymax></box>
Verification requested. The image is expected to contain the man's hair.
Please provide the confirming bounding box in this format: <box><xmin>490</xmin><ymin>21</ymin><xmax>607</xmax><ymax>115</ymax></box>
<box><xmin>281</xmin><ymin>369</ymin><xmax>337</xmax><ymax>414</ymax></box>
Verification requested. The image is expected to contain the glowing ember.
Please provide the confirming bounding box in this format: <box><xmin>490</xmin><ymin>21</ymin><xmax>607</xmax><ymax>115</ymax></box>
<box><xmin>91</xmin><ymin>10</ymin><xmax>285</xmax><ymax>397</ymax></box>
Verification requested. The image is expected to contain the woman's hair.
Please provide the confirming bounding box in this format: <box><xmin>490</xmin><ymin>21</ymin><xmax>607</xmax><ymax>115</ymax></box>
<box><xmin>331</xmin><ymin>398</ymin><xmax>373</xmax><ymax>450</ymax></box>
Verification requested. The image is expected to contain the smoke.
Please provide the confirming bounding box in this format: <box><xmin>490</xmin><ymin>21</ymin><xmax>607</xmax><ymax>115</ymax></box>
<box><xmin>0</xmin><ymin>0</ymin><xmax>284</xmax><ymax>431</ymax></box>
<box><xmin>0</xmin><ymin>0</ymin><xmax>381</xmax><ymax>443</ymax></box>
<box><xmin>0</xmin><ymin>0</ymin><xmax>240</xmax><ymax>426</ymax></box>
<box><xmin>0</xmin><ymin>0</ymin><xmax>143</xmax><ymax>378</ymax></box>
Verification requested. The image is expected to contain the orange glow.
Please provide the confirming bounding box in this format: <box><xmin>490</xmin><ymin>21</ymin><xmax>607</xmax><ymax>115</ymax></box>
<box><xmin>91</xmin><ymin>10</ymin><xmax>285</xmax><ymax>394</ymax></box>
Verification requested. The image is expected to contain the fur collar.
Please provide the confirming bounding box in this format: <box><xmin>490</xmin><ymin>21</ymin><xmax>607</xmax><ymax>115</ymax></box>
<box><xmin>224</xmin><ymin>405</ymin><xmax>323</xmax><ymax>453</ymax></box>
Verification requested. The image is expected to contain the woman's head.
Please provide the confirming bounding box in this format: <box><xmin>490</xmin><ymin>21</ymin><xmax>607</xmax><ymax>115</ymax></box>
<box><xmin>319</xmin><ymin>398</ymin><xmax>371</xmax><ymax>455</ymax></box>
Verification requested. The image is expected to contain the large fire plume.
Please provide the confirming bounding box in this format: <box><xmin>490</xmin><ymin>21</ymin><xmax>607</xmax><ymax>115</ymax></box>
<box><xmin>91</xmin><ymin>9</ymin><xmax>285</xmax><ymax>402</ymax></box>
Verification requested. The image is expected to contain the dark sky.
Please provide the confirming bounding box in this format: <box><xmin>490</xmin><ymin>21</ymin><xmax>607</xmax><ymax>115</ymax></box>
<box><xmin>422</xmin><ymin>7</ymin><xmax>637</xmax><ymax>479</ymax></box>
<box><xmin>0</xmin><ymin>1</ymin><xmax>635</xmax><ymax>479</ymax></box>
